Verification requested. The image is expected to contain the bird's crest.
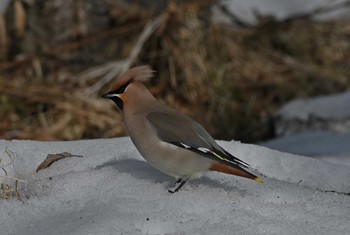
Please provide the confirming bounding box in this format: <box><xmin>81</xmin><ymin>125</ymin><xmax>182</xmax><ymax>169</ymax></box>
<box><xmin>110</xmin><ymin>65</ymin><xmax>154</xmax><ymax>92</ymax></box>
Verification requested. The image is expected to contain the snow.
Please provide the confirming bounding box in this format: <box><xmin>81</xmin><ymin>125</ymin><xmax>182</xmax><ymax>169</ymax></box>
<box><xmin>212</xmin><ymin>0</ymin><xmax>350</xmax><ymax>25</ymax></box>
<box><xmin>276</xmin><ymin>91</ymin><xmax>350</xmax><ymax>121</ymax></box>
<box><xmin>1</xmin><ymin>137</ymin><xmax>350</xmax><ymax>235</ymax></box>
<box><xmin>263</xmin><ymin>91</ymin><xmax>350</xmax><ymax>168</ymax></box>
<box><xmin>273</xmin><ymin>91</ymin><xmax>350</xmax><ymax>136</ymax></box>
<box><xmin>260</xmin><ymin>131</ymin><xmax>350</xmax><ymax>166</ymax></box>
<box><xmin>0</xmin><ymin>0</ymin><xmax>10</xmax><ymax>14</ymax></box>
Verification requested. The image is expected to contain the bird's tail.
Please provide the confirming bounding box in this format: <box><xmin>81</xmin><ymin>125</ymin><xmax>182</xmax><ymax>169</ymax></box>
<box><xmin>210</xmin><ymin>162</ymin><xmax>264</xmax><ymax>183</ymax></box>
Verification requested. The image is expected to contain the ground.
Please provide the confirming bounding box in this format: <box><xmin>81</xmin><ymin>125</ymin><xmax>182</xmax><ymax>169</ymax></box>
<box><xmin>1</xmin><ymin>137</ymin><xmax>349</xmax><ymax>235</ymax></box>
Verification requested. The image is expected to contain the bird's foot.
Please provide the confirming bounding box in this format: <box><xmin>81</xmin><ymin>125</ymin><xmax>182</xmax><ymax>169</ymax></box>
<box><xmin>168</xmin><ymin>178</ymin><xmax>188</xmax><ymax>193</ymax></box>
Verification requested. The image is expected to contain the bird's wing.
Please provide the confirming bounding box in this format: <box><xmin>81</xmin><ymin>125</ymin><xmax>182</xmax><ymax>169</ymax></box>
<box><xmin>146</xmin><ymin>109</ymin><xmax>250</xmax><ymax>170</ymax></box>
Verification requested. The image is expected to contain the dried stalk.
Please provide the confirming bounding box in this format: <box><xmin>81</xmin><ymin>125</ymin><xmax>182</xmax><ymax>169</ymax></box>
<box><xmin>78</xmin><ymin>61</ymin><xmax>120</xmax><ymax>83</ymax></box>
<box><xmin>0</xmin><ymin>15</ymin><xmax>7</xmax><ymax>57</ymax></box>
<box><xmin>83</xmin><ymin>15</ymin><xmax>165</xmax><ymax>95</ymax></box>
<box><xmin>0</xmin><ymin>175</ymin><xmax>26</xmax><ymax>183</ymax></box>
<box><xmin>0</xmin><ymin>147</ymin><xmax>25</xmax><ymax>200</ymax></box>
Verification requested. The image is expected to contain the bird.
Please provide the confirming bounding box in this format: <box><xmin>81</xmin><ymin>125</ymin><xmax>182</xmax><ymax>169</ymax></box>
<box><xmin>102</xmin><ymin>65</ymin><xmax>263</xmax><ymax>193</ymax></box>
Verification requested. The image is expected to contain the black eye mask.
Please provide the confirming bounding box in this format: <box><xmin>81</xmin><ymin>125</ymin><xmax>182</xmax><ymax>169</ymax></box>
<box><xmin>115</xmin><ymin>81</ymin><xmax>131</xmax><ymax>94</ymax></box>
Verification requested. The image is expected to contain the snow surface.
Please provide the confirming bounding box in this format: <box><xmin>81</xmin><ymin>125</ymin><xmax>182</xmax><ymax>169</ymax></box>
<box><xmin>260</xmin><ymin>131</ymin><xmax>350</xmax><ymax>167</ymax></box>
<box><xmin>0</xmin><ymin>0</ymin><xmax>10</xmax><ymax>14</ymax></box>
<box><xmin>212</xmin><ymin>0</ymin><xmax>350</xmax><ymax>25</ymax></box>
<box><xmin>276</xmin><ymin>91</ymin><xmax>350</xmax><ymax>121</ymax></box>
<box><xmin>273</xmin><ymin>91</ymin><xmax>350</xmax><ymax>136</ymax></box>
<box><xmin>1</xmin><ymin>137</ymin><xmax>350</xmax><ymax>235</ymax></box>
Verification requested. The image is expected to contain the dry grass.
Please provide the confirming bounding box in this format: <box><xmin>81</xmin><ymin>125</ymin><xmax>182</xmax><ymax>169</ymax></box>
<box><xmin>0</xmin><ymin>147</ymin><xmax>24</xmax><ymax>200</ymax></box>
<box><xmin>1</xmin><ymin>1</ymin><xmax>349</xmax><ymax>142</ymax></box>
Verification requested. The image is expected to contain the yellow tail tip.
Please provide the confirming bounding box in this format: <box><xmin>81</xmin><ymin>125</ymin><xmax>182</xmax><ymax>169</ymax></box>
<box><xmin>255</xmin><ymin>177</ymin><xmax>264</xmax><ymax>183</ymax></box>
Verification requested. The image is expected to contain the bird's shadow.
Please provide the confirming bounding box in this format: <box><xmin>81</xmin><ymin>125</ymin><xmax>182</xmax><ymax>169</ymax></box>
<box><xmin>95</xmin><ymin>157</ymin><xmax>173</xmax><ymax>184</ymax></box>
<box><xmin>95</xmin><ymin>158</ymin><xmax>246</xmax><ymax>193</ymax></box>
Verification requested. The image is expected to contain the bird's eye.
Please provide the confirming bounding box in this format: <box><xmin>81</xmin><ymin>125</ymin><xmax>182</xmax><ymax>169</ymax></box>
<box><xmin>115</xmin><ymin>81</ymin><xmax>131</xmax><ymax>94</ymax></box>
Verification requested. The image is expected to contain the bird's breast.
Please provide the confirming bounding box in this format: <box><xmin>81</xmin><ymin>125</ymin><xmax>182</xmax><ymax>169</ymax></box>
<box><xmin>123</xmin><ymin>114</ymin><xmax>212</xmax><ymax>178</ymax></box>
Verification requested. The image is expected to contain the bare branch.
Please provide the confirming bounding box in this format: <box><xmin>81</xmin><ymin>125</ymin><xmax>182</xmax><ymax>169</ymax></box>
<box><xmin>84</xmin><ymin>15</ymin><xmax>165</xmax><ymax>95</ymax></box>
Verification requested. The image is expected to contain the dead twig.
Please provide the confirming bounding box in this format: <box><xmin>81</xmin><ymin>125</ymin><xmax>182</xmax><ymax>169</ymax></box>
<box><xmin>1</xmin><ymin>147</ymin><xmax>15</xmax><ymax>168</ymax></box>
<box><xmin>0</xmin><ymin>23</ymin><xmax>142</xmax><ymax>72</ymax></box>
<box><xmin>0</xmin><ymin>147</ymin><xmax>25</xmax><ymax>200</ymax></box>
<box><xmin>216</xmin><ymin>3</ymin><xmax>249</xmax><ymax>27</ymax></box>
<box><xmin>15</xmin><ymin>180</ymin><xmax>24</xmax><ymax>203</ymax></box>
<box><xmin>0</xmin><ymin>15</ymin><xmax>7</xmax><ymax>57</ymax></box>
<box><xmin>78</xmin><ymin>61</ymin><xmax>120</xmax><ymax>83</ymax></box>
<box><xmin>45</xmin><ymin>22</ymin><xmax>142</xmax><ymax>56</ymax></box>
<box><xmin>83</xmin><ymin>15</ymin><xmax>165</xmax><ymax>95</ymax></box>
<box><xmin>14</xmin><ymin>0</ymin><xmax>26</xmax><ymax>38</ymax></box>
<box><xmin>0</xmin><ymin>175</ymin><xmax>26</xmax><ymax>182</ymax></box>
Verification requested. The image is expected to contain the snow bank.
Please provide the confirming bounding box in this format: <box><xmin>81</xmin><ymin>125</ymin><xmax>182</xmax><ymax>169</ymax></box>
<box><xmin>260</xmin><ymin>131</ymin><xmax>350</xmax><ymax>166</ymax></box>
<box><xmin>212</xmin><ymin>0</ymin><xmax>350</xmax><ymax>25</ymax></box>
<box><xmin>276</xmin><ymin>91</ymin><xmax>350</xmax><ymax>121</ymax></box>
<box><xmin>1</xmin><ymin>138</ymin><xmax>349</xmax><ymax>235</ymax></box>
<box><xmin>0</xmin><ymin>0</ymin><xmax>10</xmax><ymax>14</ymax></box>
<box><xmin>261</xmin><ymin>91</ymin><xmax>350</xmax><ymax>169</ymax></box>
<box><xmin>274</xmin><ymin>91</ymin><xmax>350</xmax><ymax>136</ymax></box>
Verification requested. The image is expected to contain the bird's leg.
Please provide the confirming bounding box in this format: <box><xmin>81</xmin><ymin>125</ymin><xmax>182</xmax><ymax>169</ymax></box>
<box><xmin>168</xmin><ymin>178</ymin><xmax>183</xmax><ymax>193</ymax></box>
<box><xmin>168</xmin><ymin>178</ymin><xmax>188</xmax><ymax>193</ymax></box>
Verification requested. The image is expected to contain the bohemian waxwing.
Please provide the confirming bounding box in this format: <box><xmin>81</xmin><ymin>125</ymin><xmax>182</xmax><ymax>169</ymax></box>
<box><xmin>102</xmin><ymin>65</ymin><xmax>263</xmax><ymax>193</ymax></box>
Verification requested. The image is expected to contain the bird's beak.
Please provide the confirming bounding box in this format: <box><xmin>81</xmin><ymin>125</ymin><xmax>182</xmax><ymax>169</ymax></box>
<box><xmin>102</xmin><ymin>92</ymin><xmax>119</xmax><ymax>99</ymax></box>
<box><xmin>102</xmin><ymin>91</ymin><xmax>124</xmax><ymax>110</ymax></box>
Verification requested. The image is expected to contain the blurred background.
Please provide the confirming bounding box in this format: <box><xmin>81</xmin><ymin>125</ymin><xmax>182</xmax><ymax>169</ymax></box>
<box><xmin>0</xmin><ymin>0</ymin><xmax>349</xmax><ymax>153</ymax></box>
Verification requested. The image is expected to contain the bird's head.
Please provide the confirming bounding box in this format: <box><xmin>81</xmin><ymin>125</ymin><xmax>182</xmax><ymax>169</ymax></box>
<box><xmin>102</xmin><ymin>65</ymin><xmax>154</xmax><ymax>110</ymax></box>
